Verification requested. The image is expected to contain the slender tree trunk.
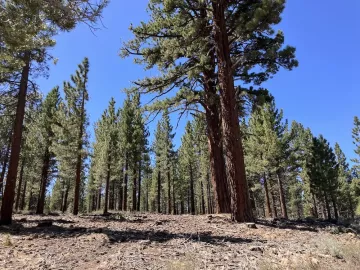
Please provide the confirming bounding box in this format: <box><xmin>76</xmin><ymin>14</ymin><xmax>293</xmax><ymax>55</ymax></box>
<box><xmin>312</xmin><ymin>193</ymin><xmax>318</xmax><ymax>218</ymax></box>
<box><xmin>137</xmin><ymin>160</ymin><xmax>141</xmax><ymax>211</ymax></box>
<box><xmin>15</xmin><ymin>160</ymin><xmax>25</xmax><ymax>211</ymax></box>
<box><xmin>201</xmin><ymin>181</ymin><xmax>206</xmax><ymax>215</ymax></box>
<box><xmin>206</xmin><ymin>173</ymin><xmax>213</xmax><ymax>214</ymax></box>
<box><xmin>0</xmin><ymin>53</ymin><xmax>30</xmax><ymax>224</ymax></box>
<box><xmin>167</xmin><ymin>170</ymin><xmax>171</xmax><ymax>214</ymax></box>
<box><xmin>331</xmin><ymin>194</ymin><xmax>339</xmax><ymax>221</ymax></box>
<box><xmin>104</xmin><ymin>154</ymin><xmax>111</xmax><ymax>214</ymax></box>
<box><xmin>123</xmin><ymin>154</ymin><xmax>128</xmax><ymax>211</ymax></box>
<box><xmin>324</xmin><ymin>192</ymin><xmax>331</xmax><ymax>220</ymax></box>
<box><xmin>20</xmin><ymin>172</ymin><xmax>27</xmax><ymax>211</ymax></box>
<box><xmin>180</xmin><ymin>199</ymin><xmax>184</xmax><ymax>214</ymax></box>
<box><xmin>132</xmin><ymin>166</ymin><xmax>137</xmax><ymax>211</ymax></box>
<box><xmin>97</xmin><ymin>187</ymin><xmax>101</xmax><ymax>210</ymax></box>
<box><xmin>145</xmin><ymin>179</ymin><xmax>149</xmax><ymax>212</ymax></box>
<box><xmin>0</xmin><ymin>136</ymin><xmax>11</xmax><ymax>196</ymax></box>
<box><xmin>189</xmin><ymin>165</ymin><xmax>195</xmax><ymax>215</ymax></box>
<box><xmin>264</xmin><ymin>174</ymin><xmax>272</xmax><ymax>218</ymax></box>
<box><xmin>157</xmin><ymin>170</ymin><xmax>161</xmax><ymax>213</ymax></box>
<box><xmin>211</xmin><ymin>2</ymin><xmax>253</xmax><ymax>222</ymax></box>
<box><xmin>73</xmin><ymin>86</ymin><xmax>86</xmax><ymax>215</ymax></box>
<box><xmin>110</xmin><ymin>180</ymin><xmax>115</xmax><ymax>210</ymax></box>
<box><xmin>62</xmin><ymin>184</ymin><xmax>70</xmax><ymax>213</ymax></box>
<box><xmin>36</xmin><ymin>148</ymin><xmax>50</xmax><ymax>214</ymax></box>
<box><xmin>271</xmin><ymin>188</ymin><xmax>278</xmax><ymax>218</ymax></box>
<box><xmin>172</xmin><ymin>174</ymin><xmax>176</xmax><ymax>215</ymax></box>
<box><xmin>276</xmin><ymin>170</ymin><xmax>288</xmax><ymax>219</ymax></box>
<box><xmin>118</xmin><ymin>166</ymin><xmax>123</xmax><ymax>210</ymax></box>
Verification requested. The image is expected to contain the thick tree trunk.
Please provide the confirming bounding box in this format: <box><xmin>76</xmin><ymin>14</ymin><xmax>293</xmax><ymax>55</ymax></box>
<box><xmin>36</xmin><ymin>149</ymin><xmax>50</xmax><ymax>214</ymax></box>
<box><xmin>132</xmin><ymin>166</ymin><xmax>137</xmax><ymax>211</ymax></box>
<box><xmin>157</xmin><ymin>170</ymin><xmax>161</xmax><ymax>213</ymax></box>
<box><xmin>189</xmin><ymin>165</ymin><xmax>195</xmax><ymax>215</ymax></box>
<box><xmin>201</xmin><ymin>181</ymin><xmax>206</xmax><ymax>215</ymax></box>
<box><xmin>263</xmin><ymin>174</ymin><xmax>272</xmax><ymax>218</ymax></box>
<box><xmin>15</xmin><ymin>160</ymin><xmax>25</xmax><ymax>211</ymax></box>
<box><xmin>0</xmin><ymin>136</ymin><xmax>11</xmax><ymax>196</ymax></box>
<box><xmin>0</xmin><ymin>53</ymin><xmax>30</xmax><ymax>224</ymax></box>
<box><xmin>277</xmin><ymin>171</ymin><xmax>288</xmax><ymax>219</ymax></box>
<box><xmin>167</xmin><ymin>170</ymin><xmax>171</xmax><ymax>214</ymax></box>
<box><xmin>137</xmin><ymin>160</ymin><xmax>141</xmax><ymax>211</ymax></box>
<box><xmin>104</xmin><ymin>154</ymin><xmax>111</xmax><ymax>214</ymax></box>
<box><xmin>73</xmin><ymin>86</ymin><xmax>86</xmax><ymax>215</ymax></box>
<box><xmin>123</xmin><ymin>155</ymin><xmax>128</xmax><ymax>211</ymax></box>
<box><xmin>211</xmin><ymin>1</ymin><xmax>253</xmax><ymax>222</ymax></box>
<box><xmin>203</xmin><ymin>79</ymin><xmax>231</xmax><ymax>214</ymax></box>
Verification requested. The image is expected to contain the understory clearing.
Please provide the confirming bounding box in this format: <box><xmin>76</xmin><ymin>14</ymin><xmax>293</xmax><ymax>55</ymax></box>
<box><xmin>0</xmin><ymin>213</ymin><xmax>359</xmax><ymax>270</ymax></box>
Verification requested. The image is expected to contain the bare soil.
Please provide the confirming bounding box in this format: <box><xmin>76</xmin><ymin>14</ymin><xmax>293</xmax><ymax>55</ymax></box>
<box><xmin>0</xmin><ymin>213</ymin><xmax>359</xmax><ymax>270</ymax></box>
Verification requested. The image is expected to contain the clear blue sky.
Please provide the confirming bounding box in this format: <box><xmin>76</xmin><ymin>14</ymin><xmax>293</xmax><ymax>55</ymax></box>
<box><xmin>37</xmin><ymin>0</ymin><xmax>360</xmax><ymax>162</ymax></box>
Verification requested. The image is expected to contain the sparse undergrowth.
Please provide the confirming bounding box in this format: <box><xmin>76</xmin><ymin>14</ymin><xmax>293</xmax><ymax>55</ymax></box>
<box><xmin>0</xmin><ymin>213</ymin><xmax>359</xmax><ymax>270</ymax></box>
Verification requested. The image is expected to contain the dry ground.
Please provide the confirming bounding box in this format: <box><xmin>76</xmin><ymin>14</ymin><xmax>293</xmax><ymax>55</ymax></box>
<box><xmin>0</xmin><ymin>213</ymin><xmax>359</xmax><ymax>270</ymax></box>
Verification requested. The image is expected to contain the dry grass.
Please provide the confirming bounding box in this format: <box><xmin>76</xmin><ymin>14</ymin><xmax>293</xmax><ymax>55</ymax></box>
<box><xmin>2</xmin><ymin>233</ymin><xmax>12</xmax><ymax>247</ymax></box>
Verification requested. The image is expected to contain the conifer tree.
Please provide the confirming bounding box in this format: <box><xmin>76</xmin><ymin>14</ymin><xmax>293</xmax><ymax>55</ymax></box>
<box><xmin>307</xmin><ymin>135</ymin><xmax>339</xmax><ymax>220</ymax></box>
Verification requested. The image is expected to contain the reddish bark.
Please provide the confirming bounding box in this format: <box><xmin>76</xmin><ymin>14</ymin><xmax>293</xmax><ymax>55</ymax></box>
<box><xmin>0</xmin><ymin>53</ymin><xmax>30</xmax><ymax>225</ymax></box>
<box><xmin>211</xmin><ymin>1</ymin><xmax>253</xmax><ymax>222</ymax></box>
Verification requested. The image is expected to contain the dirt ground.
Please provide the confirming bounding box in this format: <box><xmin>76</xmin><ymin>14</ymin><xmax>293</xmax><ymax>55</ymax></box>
<box><xmin>0</xmin><ymin>213</ymin><xmax>359</xmax><ymax>270</ymax></box>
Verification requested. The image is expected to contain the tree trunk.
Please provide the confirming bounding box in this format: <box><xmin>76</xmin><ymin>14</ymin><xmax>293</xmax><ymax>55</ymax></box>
<box><xmin>132</xmin><ymin>166</ymin><xmax>137</xmax><ymax>211</ymax></box>
<box><xmin>123</xmin><ymin>154</ymin><xmax>128</xmax><ymax>211</ymax></box>
<box><xmin>20</xmin><ymin>172</ymin><xmax>27</xmax><ymax>211</ymax></box>
<box><xmin>118</xmin><ymin>165</ymin><xmax>123</xmax><ymax>210</ymax></box>
<box><xmin>62</xmin><ymin>184</ymin><xmax>70</xmax><ymax>213</ymax></box>
<box><xmin>211</xmin><ymin>2</ymin><xmax>253</xmax><ymax>222</ymax></box>
<box><xmin>264</xmin><ymin>174</ymin><xmax>272</xmax><ymax>218</ymax></box>
<box><xmin>200</xmin><ymin>3</ymin><xmax>230</xmax><ymax>214</ymax></box>
<box><xmin>0</xmin><ymin>136</ymin><xmax>11</xmax><ymax>196</ymax></box>
<box><xmin>189</xmin><ymin>165</ymin><xmax>195</xmax><ymax>215</ymax></box>
<box><xmin>73</xmin><ymin>85</ymin><xmax>86</xmax><ymax>215</ymax></box>
<box><xmin>167</xmin><ymin>170</ymin><xmax>171</xmax><ymax>214</ymax></box>
<box><xmin>36</xmin><ymin>148</ymin><xmax>50</xmax><ymax>214</ymax></box>
<box><xmin>331</xmin><ymin>194</ymin><xmax>339</xmax><ymax>221</ymax></box>
<box><xmin>157</xmin><ymin>170</ymin><xmax>161</xmax><ymax>213</ymax></box>
<box><xmin>104</xmin><ymin>154</ymin><xmax>111</xmax><ymax>214</ymax></box>
<box><xmin>324</xmin><ymin>192</ymin><xmax>331</xmax><ymax>220</ymax></box>
<box><xmin>0</xmin><ymin>52</ymin><xmax>30</xmax><ymax>225</ymax></box>
<box><xmin>110</xmin><ymin>180</ymin><xmax>115</xmax><ymax>210</ymax></box>
<box><xmin>206</xmin><ymin>172</ymin><xmax>213</xmax><ymax>214</ymax></box>
<box><xmin>172</xmin><ymin>174</ymin><xmax>176</xmax><ymax>215</ymax></box>
<box><xmin>201</xmin><ymin>181</ymin><xmax>206</xmax><ymax>215</ymax></box>
<box><xmin>276</xmin><ymin>171</ymin><xmax>288</xmax><ymax>219</ymax></box>
<box><xmin>97</xmin><ymin>187</ymin><xmax>101</xmax><ymax>210</ymax></box>
<box><xmin>312</xmin><ymin>193</ymin><xmax>318</xmax><ymax>218</ymax></box>
<box><xmin>15</xmin><ymin>160</ymin><xmax>25</xmax><ymax>211</ymax></box>
<box><xmin>137</xmin><ymin>160</ymin><xmax>141</xmax><ymax>211</ymax></box>
<box><xmin>271</xmin><ymin>188</ymin><xmax>278</xmax><ymax>218</ymax></box>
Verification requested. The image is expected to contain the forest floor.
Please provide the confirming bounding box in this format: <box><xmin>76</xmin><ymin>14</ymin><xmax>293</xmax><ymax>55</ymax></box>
<box><xmin>0</xmin><ymin>213</ymin><xmax>360</xmax><ymax>270</ymax></box>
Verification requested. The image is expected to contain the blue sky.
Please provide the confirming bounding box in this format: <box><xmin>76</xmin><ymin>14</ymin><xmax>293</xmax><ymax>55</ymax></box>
<box><xmin>37</xmin><ymin>0</ymin><xmax>360</xmax><ymax>162</ymax></box>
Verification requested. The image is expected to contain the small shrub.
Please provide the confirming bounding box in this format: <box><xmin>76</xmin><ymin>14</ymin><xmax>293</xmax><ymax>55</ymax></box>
<box><xmin>3</xmin><ymin>234</ymin><xmax>12</xmax><ymax>247</ymax></box>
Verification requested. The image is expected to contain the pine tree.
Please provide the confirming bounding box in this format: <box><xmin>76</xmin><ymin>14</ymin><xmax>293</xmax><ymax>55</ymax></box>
<box><xmin>307</xmin><ymin>135</ymin><xmax>339</xmax><ymax>220</ymax></box>
<box><xmin>0</xmin><ymin>0</ymin><xmax>107</xmax><ymax>224</ymax></box>
<box><xmin>335</xmin><ymin>143</ymin><xmax>356</xmax><ymax>219</ymax></box>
